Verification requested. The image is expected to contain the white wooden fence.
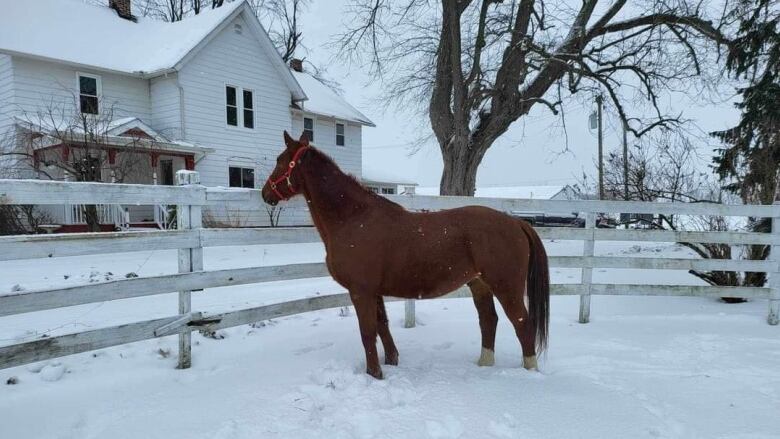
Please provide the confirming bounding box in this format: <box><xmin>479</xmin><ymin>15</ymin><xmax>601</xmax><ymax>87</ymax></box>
<box><xmin>0</xmin><ymin>173</ymin><xmax>778</xmax><ymax>371</ymax></box>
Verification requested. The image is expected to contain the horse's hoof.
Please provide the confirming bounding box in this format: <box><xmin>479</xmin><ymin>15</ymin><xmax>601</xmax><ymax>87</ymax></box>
<box><xmin>385</xmin><ymin>352</ymin><xmax>399</xmax><ymax>366</ymax></box>
<box><xmin>367</xmin><ymin>367</ymin><xmax>384</xmax><ymax>379</ymax></box>
<box><xmin>523</xmin><ymin>355</ymin><xmax>538</xmax><ymax>370</ymax></box>
<box><xmin>477</xmin><ymin>347</ymin><xmax>495</xmax><ymax>367</ymax></box>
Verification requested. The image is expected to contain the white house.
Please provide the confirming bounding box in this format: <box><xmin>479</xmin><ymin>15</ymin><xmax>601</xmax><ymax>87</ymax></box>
<box><xmin>0</xmin><ymin>0</ymin><xmax>376</xmax><ymax>230</ymax></box>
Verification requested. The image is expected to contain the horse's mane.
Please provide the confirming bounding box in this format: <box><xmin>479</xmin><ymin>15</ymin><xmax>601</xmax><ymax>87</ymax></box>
<box><xmin>306</xmin><ymin>147</ymin><xmax>405</xmax><ymax>211</ymax></box>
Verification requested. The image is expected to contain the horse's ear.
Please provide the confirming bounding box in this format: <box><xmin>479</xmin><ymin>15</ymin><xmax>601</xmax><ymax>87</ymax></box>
<box><xmin>283</xmin><ymin>130</ymin><xmax>295</xmax><ymax>149</ymax></box>
<box><xmin>299</xmin><ymin>132</ymin><xmax>310</xmax><ymax>147</ymax></box>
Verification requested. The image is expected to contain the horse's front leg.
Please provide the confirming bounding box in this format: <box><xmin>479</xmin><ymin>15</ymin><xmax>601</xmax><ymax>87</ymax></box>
<box><xmin>350</xmin><ymin>290</ymin><xmax>383</xmax><ymax>379</ymax></box>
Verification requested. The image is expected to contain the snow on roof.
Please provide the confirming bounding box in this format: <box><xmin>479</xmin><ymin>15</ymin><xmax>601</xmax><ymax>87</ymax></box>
<box><xmin>361</xmin><ymin>163</ymin><xmax>417</xmax><ymax>186</ymax></box>
<box><xmin>416</xmin><ymin>185</ymin><xmax>569</xmax><ymax>199</ymax></box>
<box><xmin>292</xmin><ymin>71</ymin><xmax>375</xmax><ymax>127</ymax></box>
<box><xmin>0</xmin><ymin>0</ymin><xmax>240</xmax><ymax>75</ymax></box>
<box><xmin>14</xmin><ymin>114</ymin><xmax>213</xmax><ymax>155</ymax></box>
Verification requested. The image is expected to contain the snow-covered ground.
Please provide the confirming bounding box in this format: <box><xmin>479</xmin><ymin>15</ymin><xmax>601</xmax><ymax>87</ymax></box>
<box><xmin>1</xmin><ymin>240</ymin><xmax>778</xmax><ymax>439</ymax></box>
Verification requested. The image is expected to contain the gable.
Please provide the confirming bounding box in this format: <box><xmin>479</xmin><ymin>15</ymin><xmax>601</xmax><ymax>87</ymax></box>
<box><xmin>175</xmin><ymin>5</ymin><xmax>305</xmax><ymax>101</ymax></box>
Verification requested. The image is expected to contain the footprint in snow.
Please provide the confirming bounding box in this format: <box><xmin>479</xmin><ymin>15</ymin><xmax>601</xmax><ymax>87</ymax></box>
<box><xmin>294</xmin><ymin>342</ymin><xmax>334</xmax><ymax>355</ymax></box>
<box><xmin>425</xmin><ymin>415</ymin><xmax>463</xmax><ymax>438</ymax></box>
<box><xmin>432</xmin><ymin>342</ymin><xmax>453</xmax><ymax>351</ymax></box>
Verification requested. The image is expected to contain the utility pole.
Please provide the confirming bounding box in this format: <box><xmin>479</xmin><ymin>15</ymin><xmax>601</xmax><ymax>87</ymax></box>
<box><xmin>596</xmin><ymin>95</ymin><xmax>604</xmax><ymax>200</ymax></box>
<box><xmin>622</xmin><ymin>119</ymin><xmax>629</xmax><ymax>200</ymax></box>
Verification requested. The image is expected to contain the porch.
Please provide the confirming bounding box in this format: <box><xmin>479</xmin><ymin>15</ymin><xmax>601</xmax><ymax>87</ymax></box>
<box><xmin>19</xmin><ymin>117</ymin><xmax>212</xmax><ymax>232</ymax></box>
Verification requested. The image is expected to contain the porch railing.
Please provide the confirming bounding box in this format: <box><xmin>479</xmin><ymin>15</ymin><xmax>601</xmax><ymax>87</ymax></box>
<box><xmin>64</xmin><ymin>204</ymin><xmax>126</xmax><ymax>227</ymax></box>
<box><xmin>154</xmin><ymin>204</ymin><xmax>176</xmax><ymax>230</ymax></box>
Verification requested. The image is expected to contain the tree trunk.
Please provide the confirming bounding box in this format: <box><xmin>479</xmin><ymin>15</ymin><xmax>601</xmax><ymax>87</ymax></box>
<box><xmin>83</xmin><ymin>205</ymin><xmax>101</xmax><ymax>232</ymax></box>
<box><xmin>438</xmin><ymin>137</ymin><xmax>486</xmax><ymax>196</ymax></box>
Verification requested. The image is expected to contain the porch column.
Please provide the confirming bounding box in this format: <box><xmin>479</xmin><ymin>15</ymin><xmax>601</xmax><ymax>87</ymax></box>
<box><xmin>151</xmin><ymin>152</ymin><xmax>160</xmax><ymax>185</ymax></box>
<box><xmin>32</xmin><ymin>151</ymin><xmax>40</xmax><ymax>178</ymax></box>
<box><xmin>61</xmin><ymin>145</ymin><xmax>71</xmax><ymax>181</ymax></box>
<box><xmin>108</xmin><ymin>148</ymin><xmax>117</xmax><ymax>183</ymax></box>
<box><xmin>184</xmin><ymin>155</ymin><xmax>195</xmax><ymax>171</ymax></box>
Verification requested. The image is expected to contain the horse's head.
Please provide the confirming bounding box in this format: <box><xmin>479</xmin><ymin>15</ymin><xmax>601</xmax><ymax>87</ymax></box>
<box><xmin>261</xmin><ymin>131</ymin><xmax>311</xmax><ymax>206</ymax></box>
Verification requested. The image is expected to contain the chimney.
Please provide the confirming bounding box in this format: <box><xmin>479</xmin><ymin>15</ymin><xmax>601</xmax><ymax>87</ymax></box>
<box><xmin>289</xmin><ymin>58</ymin><xmax>304</xmax><ymax>73</ymax></box>
<box><xmin>109</xmin><ymin>0</ymin><xmax>135</xmax><ymax>21</ymax></box>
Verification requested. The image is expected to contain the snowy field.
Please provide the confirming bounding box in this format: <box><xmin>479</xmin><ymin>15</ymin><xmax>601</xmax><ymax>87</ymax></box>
<box><xmin>1</xmin><ymin>240</ymin><xmax>779</xmax><ymax>439</ymax></box>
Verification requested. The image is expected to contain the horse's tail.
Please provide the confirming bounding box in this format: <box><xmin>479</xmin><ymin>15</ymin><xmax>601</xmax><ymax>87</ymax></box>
<box><xmin>520</xmin><ymin>221</ymin><xmax>550</xmax><ymax>353</ymax></box>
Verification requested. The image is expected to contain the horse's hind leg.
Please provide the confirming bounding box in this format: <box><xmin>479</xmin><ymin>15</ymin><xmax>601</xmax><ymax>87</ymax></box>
<box><xmin>494</xmin><ymin>288</ymin><xmax>538</xmax><ymax>370</ymax></box>
<box><xmin>468</xmin><ymin>278</ymin><xmax>498</xmax><ymax>366</ymax></box>
<box><xmin>376</xmin><ymin>296</ymin><xmax>399</xmax><ymax>365</ymax></box>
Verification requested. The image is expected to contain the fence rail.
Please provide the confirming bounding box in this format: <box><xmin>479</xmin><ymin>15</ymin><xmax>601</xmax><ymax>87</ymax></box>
<box><xmin>0</xmin><ymin>175</ymin><xmax>778</xmax><ymax>371</ymax></box>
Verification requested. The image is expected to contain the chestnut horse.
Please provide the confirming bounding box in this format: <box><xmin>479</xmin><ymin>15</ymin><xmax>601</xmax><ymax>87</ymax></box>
<box><xmin>262</xmin><ymin>132</ymin><xmax>550</xmax><ymax>379</ymax></box>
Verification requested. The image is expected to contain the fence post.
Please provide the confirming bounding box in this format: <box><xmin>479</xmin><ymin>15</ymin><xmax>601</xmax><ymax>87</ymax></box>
<box><xmin>579</xmin><ymin>212</ymin><xmax>597</xmax><ymax>323</ymax></box>
<box><xmin>176</xmin><ymin>170</ymin><xmax>203</xmax><ymax>368</ymax></box>
<box><xmin>769</xmin><ymin>202</ymin><xmax>780</xmax><ymax>325</ymax></box>
<box><xmin>404</xmin><ymin>299</ymin><xmax>416</xmax><ymax>328</ymax></box>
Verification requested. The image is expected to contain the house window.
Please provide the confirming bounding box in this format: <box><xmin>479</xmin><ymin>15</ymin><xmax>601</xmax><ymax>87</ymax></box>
<box><xmin>226</xmin><ymin>86</ymin><xmax>238</xmax><ymax>126</ymax></box>
<box><xmin>367</xmin><ymin>186</ymin><xmax>379</xmax><ymax>193</ymax></box>
<box><xmin>303</xmin><ymin>117</ymin><xmax>314</xmax><ymax>142</ymax></box>
<box><xmin>78</xmin><ymin>74</ymin><xmax>100</xmax><ymax>114</ymax></box>
<box><xmin>229</xmin><ymin>166</ymin><xmax>255</xmax><ymax>188</ymax></box>
<box><xmin>243</xmin><ymin>90</ymin><xmax>254</xmax><ymax>129</ymax></box>
<box><xmin>336</xmin><ymin>123</ymin><xmax>345</xmax><ymax>146</ymax></box>
<box><xmin>381</xmin><ymin>187</ymin><xmax>396</xmax><ymax>195</ymax></box>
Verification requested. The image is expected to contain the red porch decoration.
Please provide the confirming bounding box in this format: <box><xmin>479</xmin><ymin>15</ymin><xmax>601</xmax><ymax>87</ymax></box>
<box><xmin>107</xmin><ymin>148</ymin><xmax>117</xmax><ymax>165</ymax></box>
<box><xmin>119</xmin><ymin>128</ymin><xmax>155</xmax><ymax>140</ymax></box>
<box><xmin>61</xmin><ymin>145</ymin><xmax>70</xmax><ymax>163</ymax></box>
<box><xmin>185</xmin><ymin>155</ymin><xmax>195</xmax><ymax>171</ymax></box>
<box><xmin>150</xmin><ymin>152</ymin><xmax>160</xmax><ymax>168</ymax></box>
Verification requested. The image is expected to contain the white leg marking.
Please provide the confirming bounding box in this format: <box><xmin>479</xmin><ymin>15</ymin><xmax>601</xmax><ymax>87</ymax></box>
<box><xmin>523</xmin><ymin>355</ymin><xmax>538</xmax><ymax>370</ymax></box>
<box><xmin>477</xmin><ymin>347</ymin><xmax>495</xmax><ymax>367</ymax></box>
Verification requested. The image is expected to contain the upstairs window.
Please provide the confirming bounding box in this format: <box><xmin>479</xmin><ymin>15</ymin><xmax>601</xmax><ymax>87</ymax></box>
<box><xmin>229</xmin><ymin>166</ymin><xmax>255</xmax><ymax>188</ymax></box>
<box><xmin>78</xmin><ymin>74</ymin><xmax>100</xmax><ymax>114</ymax></box>
<box><xmin>381</xmin><ymin>187</ymin><xmax>396</xmax><ymax>195</ymax></box>
<box><xmin>243</xmin><ymin>90</ymin><xmax>254</xmax><ymax>129</ymax></box>
<box><xmin>336</xmin><ymin>123</ymin><xmax>345</xmax><ymax>146</ymax></box>
<box><xmin>303</xmin><ymin>117</ymin><xmax>315</xmax><ymax>142</ymax></box>
<box><xmin>226</xmin><ymin>86</ymin><xmax>238</xmax><ymax>126</ymax></box>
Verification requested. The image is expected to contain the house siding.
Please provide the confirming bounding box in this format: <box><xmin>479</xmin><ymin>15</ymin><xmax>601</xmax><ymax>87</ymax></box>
<box><xmin>178</xmin><ymin>13</ymin><xmax>305</xmax><ymax>226</ymax></box>
<box><xmin>11</xmin><ymin>57</ymin><xmax>151</xmax><ymax>124</ymax></box>
<box><xmin>0</xmin><ymin>54</ymin><xmax>16</xmax><ymax>177</ymax></box>
<box><xmin>0</xmin><ymin>54</ymin><xmax>13</xmax><ymax>135</ymax></box>
<box><xmin>179</xmin><ymin>14</ymin><xmax>292</xmax><ymax>182</ymax></box>
<box><xmin>291</xmin><ymin>111</ymin><xmax>363</xmax><ymax>179</ymax></box>
<box><xmin>150</xmin><ymin>75</ymin><xmax>182</xmax><ymax>140</ymax></box>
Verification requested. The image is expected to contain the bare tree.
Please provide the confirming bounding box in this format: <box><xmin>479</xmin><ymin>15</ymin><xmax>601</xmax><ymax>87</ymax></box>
<box><xmin>339</xmin><ymin>0</ymin><xmax>731</xmax><ymax>195</ymax></box>
<box><xmin>260</xmin><ymin>0</ymin><xmax>309</xmax><ymax>62</ymax></box>
<box><xmin>601</xmin><ymin>131</ymin><xmax>765</xmax><ymax>301</ymax></box>
<box><xmin>264</xmin><ymin>204</ymin><xmax>285</xmax><ymax>226</ymax></box>
<box><xmin>604</xmin><ymin>130</ymin><xmax>708</xmax><ymax>205</ymax></box>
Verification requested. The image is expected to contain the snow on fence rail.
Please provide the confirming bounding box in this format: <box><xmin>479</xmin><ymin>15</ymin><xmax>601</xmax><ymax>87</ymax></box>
<box><xmin>0</xmin><ymin>172</ymin><xmax>778</xmax><ymax>372</ymax></box>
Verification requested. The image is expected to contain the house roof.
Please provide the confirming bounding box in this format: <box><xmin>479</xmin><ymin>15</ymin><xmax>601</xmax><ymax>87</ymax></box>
<box><xmin>361</xmin><ymin>163</ymin><xmax>417</xmax><ymax>186</ymax></box>
<box><xmin>0</xmin><ymin>0</ymin><xmax>305</xmax><ymax>100</ymax></box>
<box><xmin>292</xmin><ymin>71</ymin><xmax>375</xmax><ymax>127</ymax></box>
<box><xmin>15</xmin><ymin>115</ymin><xmax>214</xmax><ymax>158</ymax></box>
<box><xmin>416</xmin><ymin>185</ymin><xmax>574</xmax><ymax>199</ymax></box>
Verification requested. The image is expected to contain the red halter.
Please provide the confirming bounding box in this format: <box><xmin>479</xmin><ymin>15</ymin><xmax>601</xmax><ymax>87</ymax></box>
<box><xmin>267</xmin><ymin>146</ymin><xmax>310</xmax><ymax>201</ymax></box>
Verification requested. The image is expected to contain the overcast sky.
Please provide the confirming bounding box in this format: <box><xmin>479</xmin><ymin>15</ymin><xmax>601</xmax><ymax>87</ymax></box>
<box><xmin>297</xmin><ymin>1</ymin><xmax>740</xmax><ymax>191</ymax></box>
